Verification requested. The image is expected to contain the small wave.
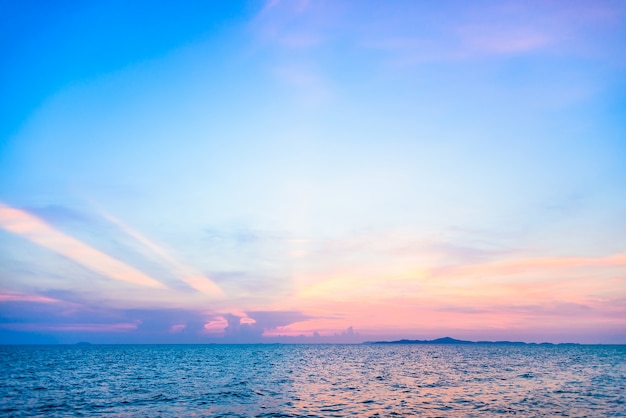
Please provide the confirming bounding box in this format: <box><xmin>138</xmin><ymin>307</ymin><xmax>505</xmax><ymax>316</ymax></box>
<box><xmin>1</xmin><ymin>344</ymin><xmax>624</xmax><ymax>416</ymax></box>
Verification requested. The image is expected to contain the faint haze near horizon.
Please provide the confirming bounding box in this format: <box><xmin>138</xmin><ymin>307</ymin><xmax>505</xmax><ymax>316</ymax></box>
<box><xmin>1</xmin><ymin>0</ymin><xmax>625</xmax><ymax>344</ymax></box>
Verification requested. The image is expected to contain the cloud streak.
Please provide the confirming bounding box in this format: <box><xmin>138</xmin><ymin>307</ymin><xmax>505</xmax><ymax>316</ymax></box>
<box><xmin>429</xmin><ymin>254</ymin><xmax>626</xmax><ymax>280</ymax></box>
<box><xmin>0</xmin><ymin>203</ymin><xmax>165</xmax><ymax>289</ymax></box>
<box><xmin>96</xmin><ymin>209</ymin><xmax>223</xmax><ymax>297</ymax></box>
<box><xmin>0</xmin><ymin>292</ymin><xmax>59</xmax><ymax>303</ymax></box>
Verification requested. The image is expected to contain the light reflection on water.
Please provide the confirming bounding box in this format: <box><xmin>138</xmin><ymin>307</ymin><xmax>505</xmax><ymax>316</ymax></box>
<box><xmin>1</xmin><ymin>344</ymin><xmax>624</xmax><ymax>416</ymax></box>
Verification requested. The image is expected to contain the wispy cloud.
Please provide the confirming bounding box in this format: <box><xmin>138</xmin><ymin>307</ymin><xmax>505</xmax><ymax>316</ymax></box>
<box><xmin>0</xmin><ymin>203</ymin><xmax>165</xmax><ymax>289</ymax></box>
<box><xmin>256</xmin><ymin>0</ymin><xmax>624</xmax><ymax>66</ymax></box>
<box><xmin>365</xmin><ymin>22</ymin><xmax>553</xmax><ymax>64</ymax></box>
<box><xmin>290</xmin><ymin>251</ymin><xmax>626</xmax><ymax>323</ymax></box>
<box><xmin>430</xmin><ymin>254</ymin><xmax>626</xmax><ymax>279</ymax></box>
<box><xmin>254</xmin><ymin>0</ymin><xmax>321</xmax><ymax>48</ymax></box>
<box><xmin>1</xmin><ymin>322</ymin><xmax>139</xmax><ymax>332</ymax></box>
<box><xmin>272</xmin><ymin>64</ymin><xmax>331</xmax><ymax>104</ymax></box>
<box><xmin>96</xmin><ymin>209</ymin><xmax>223</xmax><ymax>297</ymax></box>
<box><xmin>250</xmin><ymin>0</ymin><xmax>334</xmax><ymax>105</ymax></box>
<box><xmin>0</xmin><ymin>292</ymin><xmax>59</xmax><ymax>303</ymax></box>
<box><xmin>457</xmin><ymin>25</ymin><xmax>550</xmax><ymax>55</ymax></box>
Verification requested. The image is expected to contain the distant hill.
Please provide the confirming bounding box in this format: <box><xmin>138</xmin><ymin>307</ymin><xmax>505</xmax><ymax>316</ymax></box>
<box><xmin>363</xmin><ymin>337</ymin><xmax>579</xmax><ymax>346</ymax></box>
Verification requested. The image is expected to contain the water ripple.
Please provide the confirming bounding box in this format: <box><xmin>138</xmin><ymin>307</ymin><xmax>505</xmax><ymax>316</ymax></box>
<box><xmin>1</xmin><ymin>344</ymin><xmax>624</xmax><ymax>416</ymax></box>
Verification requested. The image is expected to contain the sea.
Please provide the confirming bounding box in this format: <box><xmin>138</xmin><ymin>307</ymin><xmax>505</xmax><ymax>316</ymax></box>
<box><xmin>1</xmin><ymin>344</ymin><xmax>624</xmax><ymax>417</ymax></box>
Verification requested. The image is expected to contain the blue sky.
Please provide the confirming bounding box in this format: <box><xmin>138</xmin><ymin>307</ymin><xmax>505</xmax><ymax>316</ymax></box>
<box><xmin>1</xmin><ymin>0</ymin><xmax>625</xmax><ymax>344</ymax></box>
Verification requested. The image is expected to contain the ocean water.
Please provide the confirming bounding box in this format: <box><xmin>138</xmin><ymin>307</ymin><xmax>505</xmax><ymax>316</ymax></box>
<box><xmin>1</xmin><ymin>344</ymin><xmax>624</xmax><ymax>417</ymax></box>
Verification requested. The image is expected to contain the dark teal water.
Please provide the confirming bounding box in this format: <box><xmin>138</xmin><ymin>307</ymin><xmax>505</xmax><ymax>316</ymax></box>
<box><xmin>1</xmin><ymin>344</ymin><xmax>624</xmax><ymax>417</ymax></box>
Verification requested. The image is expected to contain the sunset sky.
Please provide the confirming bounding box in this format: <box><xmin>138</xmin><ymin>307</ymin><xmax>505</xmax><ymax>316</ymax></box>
<box><xmin>1</xmin><ymin>0</ymin><xmax>625</xmax><ymax>344</ymax></box>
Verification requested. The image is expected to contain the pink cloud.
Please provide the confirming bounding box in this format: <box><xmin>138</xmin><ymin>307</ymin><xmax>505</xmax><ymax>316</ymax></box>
<box><xmin>169</xmin><ymin>324</ymin><xmax>186</xmax><ymax>333</ymax></box>
<box><xmin>276</xmin><ymin>296</ymin><xmax>625</xmax><ymax>342</ymax></box>
<box><xmin>280</xmin><ymin>247</ymin><xmax>626</xmax><ymax>341</ymax></box>
<box><xmin>203</xmin><ymin>317</ymin><xmax>229</xmax><ymax>334</ymax></box>
<box><xmin>0</xmin><ymin>292</ymin><xmax>59</xmax><ymax>303</ymax></box>
<box><xmin>461</xmin><ymin>29</ymin><xmax>550</xmax><ymax>54</ymax></box>
<box><xmin>430</xmin><ymin>254</ymin><xmax>626</xmax><ymax>279</ymax></box>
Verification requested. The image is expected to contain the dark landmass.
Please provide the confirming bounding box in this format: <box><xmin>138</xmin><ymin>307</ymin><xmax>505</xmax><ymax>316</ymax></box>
<box><xmin>363</xmin><ymin>337</ymin><xmax>580</xmax><ymax>346</ymax></box>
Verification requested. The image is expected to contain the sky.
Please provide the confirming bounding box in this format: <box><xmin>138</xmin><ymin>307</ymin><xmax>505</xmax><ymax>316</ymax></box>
<box><xmin>1</xmin><ymin>0</ymin><xmax>625</xmax><ymax>344</ymax></box>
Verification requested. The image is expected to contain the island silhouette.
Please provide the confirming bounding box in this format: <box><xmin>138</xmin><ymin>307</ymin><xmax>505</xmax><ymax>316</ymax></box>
<box><xmin>364</xmin><ymin>337</ymin><xmax>579</xmax><ymax>346</ymax></box>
